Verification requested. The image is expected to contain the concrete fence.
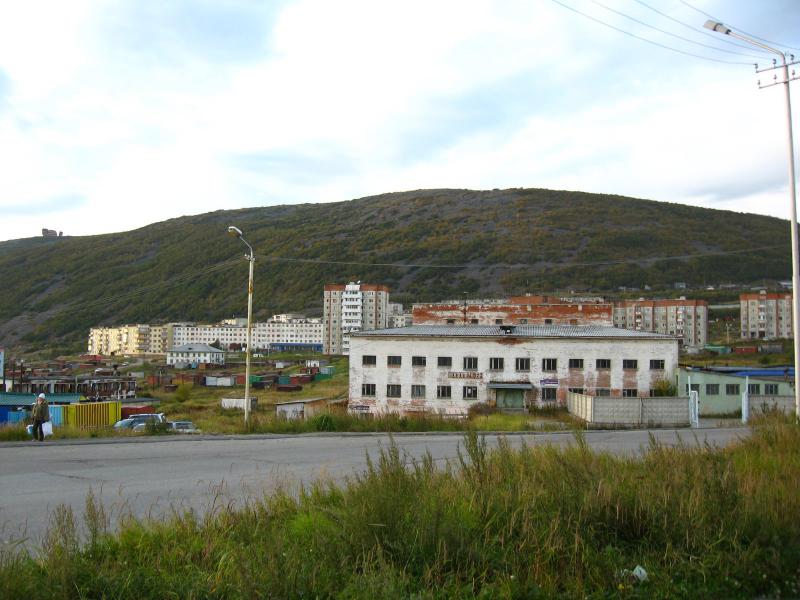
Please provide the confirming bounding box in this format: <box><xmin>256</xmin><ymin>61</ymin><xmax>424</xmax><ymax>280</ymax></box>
<box><xmin>747</xmin><ymin>395</ymin><xmax>795</xmax><ymax>416</ymax></box>
<box><xmin>567</xmin><ymin>393</ymin><xmax>691</xmax><ymax>427</ymax></box>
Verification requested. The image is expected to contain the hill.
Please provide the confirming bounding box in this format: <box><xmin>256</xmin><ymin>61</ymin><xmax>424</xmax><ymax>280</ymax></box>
<box><xmin>0</xmin><ymin>188</ymin><xmax>790</xmax><ymax>352</ymax></box>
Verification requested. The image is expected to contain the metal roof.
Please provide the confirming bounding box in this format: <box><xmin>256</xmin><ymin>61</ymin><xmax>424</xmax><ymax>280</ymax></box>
<box><xmin>0</xmin><ymin>393</ymin><xmax>83</xmax><ymax>407</ymax></box>
<box><xmin>351</xmin><ymin>325</ymin><xmax>676</xmax><ymax>340</ymax></box>
<box><xmin>168</xmin><ymin>344</ymin><xmax>225</xmax><ymax>353</ymax></box>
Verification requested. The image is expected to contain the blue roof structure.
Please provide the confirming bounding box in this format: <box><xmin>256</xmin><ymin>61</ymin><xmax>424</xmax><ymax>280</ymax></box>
<box><xmin>0</xmin><ymin>393</ymin><xmax>83</xmax><ymax>407</ymax></box>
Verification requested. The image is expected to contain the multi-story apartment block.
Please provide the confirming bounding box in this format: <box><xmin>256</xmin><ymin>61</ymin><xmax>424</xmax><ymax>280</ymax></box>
<box><xmin>348</xmin><ymin>325</ymin><xmax>679</xmax><ymax>416</ymax></box>
<box><xmin>323</xmin><ymin>282</ymin><xmax>390</xmax><ymax>355</ymax></box>
<box><xmin>254</xmin><ymin>314</ymin><xmax>323</xmax><ymax>352</ymax></box>
<box><xmin>412</xmin><ymin>295</ymin><xmax>614</xmax><ymax>327</ymax></box>
<box><xmin>89</xmin><ymin>315</ymin><xmax>324</xmax><ymax>355</ymax></box>
<box><xmin>740</xmin><ymin>291</ymin><xmax>793</xmax><ymax>339</ymax></box>
<box><xmin>87</xmin><ymin>324</ymin><xmax>166</xmax><ymax>356</ymax></box>
<box><xmin>611</xmin><ymin>298</ymin><xmax>707</xmax><ymax>348</ymax></box>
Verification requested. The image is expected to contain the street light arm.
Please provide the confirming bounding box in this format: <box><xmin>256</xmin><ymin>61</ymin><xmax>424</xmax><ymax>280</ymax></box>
<box><xmin>704</xmin><ymin>20</ymin><xmax>786</xmax><ymax>59</ymax></box>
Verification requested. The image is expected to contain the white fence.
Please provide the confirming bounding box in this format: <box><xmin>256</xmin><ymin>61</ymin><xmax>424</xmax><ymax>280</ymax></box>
<box><xmin>567</xmin><ymin>392</ymin><xmax>692</xmax><ymax>428</ymax></box>
<box><xmin>221</xmin><ymin>397</ymin><xmax>258</xmax><ymax>411</ymax></box>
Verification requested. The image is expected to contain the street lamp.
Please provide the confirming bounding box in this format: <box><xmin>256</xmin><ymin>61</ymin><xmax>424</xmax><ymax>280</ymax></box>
<box><xmin>704</xmin><ymin>20</ymin><xmax>800</xmax><ymax>419</ymax></box>
<box><xmin>228</xmin><ymin>225</ymin><xmax>255</xmax><ymax>426</ymax></box>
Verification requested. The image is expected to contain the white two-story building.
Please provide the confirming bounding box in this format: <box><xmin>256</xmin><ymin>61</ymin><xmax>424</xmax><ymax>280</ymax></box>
<box><xmin>348</xmin><ymin>325</ymin><xmax>679</xmax><ymax>416</ymax></box>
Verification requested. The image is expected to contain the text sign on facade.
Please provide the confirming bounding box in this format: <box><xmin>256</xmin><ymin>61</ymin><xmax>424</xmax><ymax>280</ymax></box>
<box><xmin>540</xmin><ymin>378</ymin><xmax>558</xmax><ymax>386</ymax></box>
<box><xmin>448</xmin><ymin>372</ymin><xmax>484</xmax><ymax>380</ymax></box>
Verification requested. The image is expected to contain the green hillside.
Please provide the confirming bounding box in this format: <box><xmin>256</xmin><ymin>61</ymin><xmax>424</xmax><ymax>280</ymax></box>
<box><xmin>0</xmin><ymin>188</ymin><xmax>790</xmax><ymax>351</ymax></box>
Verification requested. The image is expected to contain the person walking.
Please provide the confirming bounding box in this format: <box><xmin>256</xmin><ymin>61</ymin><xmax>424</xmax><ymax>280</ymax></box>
<box><xmin>31</xmin><ymin>393</ymin><xmax>50</xmax><ymax>442</ymax></box>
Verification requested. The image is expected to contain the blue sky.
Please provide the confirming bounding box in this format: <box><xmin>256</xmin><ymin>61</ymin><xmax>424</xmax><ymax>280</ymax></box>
<box><xmin>0</xmin><ymin>0</ymin><xmax>798</xmax><ymax>241</ymax></box>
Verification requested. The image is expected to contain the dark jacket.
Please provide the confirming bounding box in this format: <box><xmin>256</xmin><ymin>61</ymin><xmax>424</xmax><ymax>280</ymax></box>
<box><xmin>32</xmin><ymin>400</ymin><xmax>50</xmax><ymax>422</ymax></box>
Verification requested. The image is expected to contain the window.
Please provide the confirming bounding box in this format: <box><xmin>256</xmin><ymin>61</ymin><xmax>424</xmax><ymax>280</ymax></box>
<box><xmin>686</xmin><ymin>383</ymin><xmax>699</xmax><ymax>393</ymax></box>
<box><xmin>705</xmin><ymin>384</ymin><xmax>719</xmax><ymax>396</ymax></box>
<box><xmin>596</xmin><ymin>359</ymin><xmax>611</xmax><ymax>369</ymax></box>
<box><xmin>387</xmin><ymin>384</ymin><xmax>401</xmax><ymax>398</ymax></box>
<box><xmin>595</xmin><ymin>388</ymin><xmax>611</xmax><ymax>397</ymax></box>
<box><xmin>463</xmin><ymin>386</ymin><xmax>478</xmax><ymax>399</ymax></box>
<box><xmin>412</xmin><ymin>356</ymin><xmax>426</xmax><ymax>367</ymax></box>
<box><xmin>622</xmin><ymin>388</ymin><xmax>638</xmax><ymax>397</ymax></box>
<box><xmin>568</xmin><ymin>358</ymin><xmax>583</xmax><ymax>369</ymax></box>
<box><xmin>446</xmin><ymin>319</ymin><xmax>455</xmax><ymax>324</ymax></box>
<box><xmin>541</xmin><ymin>387</ymin><xmax>557</xmax><ymax>400</ymax></box>
<box><xmin>623</xmin><ymin>359</ymin><xmax>638</xmax><ymax>370</ymax></box>
<box><xmin>544</xmin><ymin>318</ymin><xmax>553</xmax><ymax>325</ymax></box>
<box><xmin>568</xmin><ymin>387</ymin><xmax>584</xmax><ymax>394</ymax></box>
<box><xmin>437</xmin><ymin>385</ymin><xmax>452</xmax><ymax>399</ymax></box>
<box><xmin>765</xmin><ymin>383</ymin><xmax>779</xmax><ymax>395</ymax></box>
<box><xmin>470</xmin><ymin>318</ymin><xmax>479</xmax><ymax>324</ymax></box>
<box><xmin>542</xmin><ymin>358</ymin><xmax>557</xmax><ymax>371</ymax></box>
<box><xmin>437</xmin><ymin>356</ymin><xmax>452</xmax><ymax>368</ymax></box>
<box><xmin>411</xmin><ymin>385</ymin><xmax>426</xmax><ymax>398</ymax></box>
<box><xmin>726</xmin><ymin>383</ymin><xmax>740</xmax><ymax>395</ymax></box>
<box><xmin>362</xmin><ymin>355</ymin><xmax>376</xmax><ymax>366</ymax></box>
<box><xmin>515</xmin><ymin>357</ymin><xmax>530</xmax><ymax>371</ymax></box>
<box><xmin>361</xmin><ymin>383</ymin><xmax>376</xmax><ymax>396</ymax></box>
<box><xmin>387</xmin><ymin>355</ymin><xmax>402</xmax><ymax>367</ymax></box>
<box><xmin>748</xmin><ymin>383</ymin><xmax>761</xmax><ymax>395</ymax></box>
<box><xmin>463</xmin><ymin>357</ymin><xmax>478</xmax><ymax>371</ymax></box>
<box><xmin>489</xmin><ymin>357</ymin><xmax>504</xmax><ymax>370</ymax></box>
<box><xmin>650</xmin><ymin>359</ymin><xmax>665</xmax><ymax>370</ymax></box>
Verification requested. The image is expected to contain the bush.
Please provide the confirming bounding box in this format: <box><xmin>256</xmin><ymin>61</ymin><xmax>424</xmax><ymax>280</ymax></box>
<box><xmin>174</xmin><ymin>384</ymin><xmax>192</xmax><ymax>403</ymax></box>
<box><xmin>467</xmin><ymin>402</ymin><xmax>498</xmax><ymax>418</ymax></box>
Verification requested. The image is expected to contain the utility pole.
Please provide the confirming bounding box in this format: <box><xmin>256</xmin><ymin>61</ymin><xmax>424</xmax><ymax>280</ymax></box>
<box><xmin>705</xmin><ymin>21</ymin><xmax>800</xmax><ymax>419</ymax></box>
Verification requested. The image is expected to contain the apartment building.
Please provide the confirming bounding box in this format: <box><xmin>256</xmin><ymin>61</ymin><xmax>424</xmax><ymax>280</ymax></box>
<box><xmin>348</xmin><ymin>324</ymin><xmax>679</xmax><ymax>416</ymax></box>
<box><xmin>412</xmin><ymin>295</ymin><xmax>614</xmax><ymax>327</ymax></box>
<box><xmin>254</xmin><ymin>314</ymin><xmax>323</xmax><ymax>352</ymax></box>
<box><xmin>740</xmin><ymin>291</ymin><xmax>793</xmax><ymax>339</ymax></box>
<box><xmin>612</xmin><ymin>298</ymin><xmax>707</xmax><ymax>348</ymax></box>
<box><xmin>323</xmin><ymin>282</ymin><xmax>390</xmax><ymax>355</ymax></box>
<box><xmin>87</xmin><ymin>324</ymin><xmax>166</xmax><ymax>356</ymax></box>
<box><xmin>89</xmin><ymin>315</ymin><xmax>324</xmax><ymax>355</ymax></box>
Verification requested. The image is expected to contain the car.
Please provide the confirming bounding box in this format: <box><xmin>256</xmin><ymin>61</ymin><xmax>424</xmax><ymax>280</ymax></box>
<box><xmin>113</xmin><ymin>413</ymin><xmax>166</xmax><ymax>430</ymax></box>
<box><xmin>168</xmin><ymin>421</ymin><xmax>201</xmax><ymax>434</ymax></box>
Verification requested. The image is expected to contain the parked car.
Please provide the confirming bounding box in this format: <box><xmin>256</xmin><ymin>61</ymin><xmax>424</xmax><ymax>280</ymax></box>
<box><xmin>113</xmin><ymin>413</ymin><xmax>166</xmax><ymax>430</ymax></box>
<box><xmin>168</xmin><ymin>421</ymin><xmax>200</xmax><ymax>434</ymax></box>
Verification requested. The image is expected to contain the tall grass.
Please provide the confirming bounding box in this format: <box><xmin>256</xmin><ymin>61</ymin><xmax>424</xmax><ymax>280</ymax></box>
<box><xmin>1</xmin><ymin>417</ymin><xmax>798</xmax><ymax>598</ymax></box>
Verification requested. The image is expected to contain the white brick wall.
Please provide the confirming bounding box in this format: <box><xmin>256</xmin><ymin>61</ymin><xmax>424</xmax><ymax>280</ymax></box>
<box><xmin>349</xmin><ymin>334</ymin><xmax>679</xmax><ymax>416</ymax></box>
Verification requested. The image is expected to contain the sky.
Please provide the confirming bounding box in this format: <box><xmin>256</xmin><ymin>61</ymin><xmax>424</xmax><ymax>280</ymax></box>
<box><xmin>0</xmin><ymin>0</ymin><xmax>798</xmax><ymax>242</ymax></box>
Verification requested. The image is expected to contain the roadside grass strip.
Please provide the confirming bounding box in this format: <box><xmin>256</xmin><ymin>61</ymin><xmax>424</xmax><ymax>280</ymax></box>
<box><xmin>1</xmin><ymin>416</ymin><xmax>798</xmax><ymax>598</ymax></box>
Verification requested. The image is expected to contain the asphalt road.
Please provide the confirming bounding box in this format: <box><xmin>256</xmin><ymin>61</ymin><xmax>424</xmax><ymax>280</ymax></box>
<box><xmin>0</xmin><ymin>427</ymin><xmax>748</xmax><ymax>547</ymax></box>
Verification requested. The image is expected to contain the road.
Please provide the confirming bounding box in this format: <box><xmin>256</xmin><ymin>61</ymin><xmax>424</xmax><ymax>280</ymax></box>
<box><xmin>0</xmin><ymin>427</ymin><xmax>747</xmax><ymax>547</ymax></box>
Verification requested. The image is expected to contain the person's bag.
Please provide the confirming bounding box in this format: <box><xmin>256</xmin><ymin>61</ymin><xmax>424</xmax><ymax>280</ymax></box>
<box><xmin>42</xmin><ymin>422</ymin><xmax>53</xmax><ymax>437</ymax></box>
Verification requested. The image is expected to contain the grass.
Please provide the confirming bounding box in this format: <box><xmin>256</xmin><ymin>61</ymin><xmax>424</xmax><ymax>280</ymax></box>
<box><xmin>1</xmin><ymin>416</ymin><xmax>798</xmax><ymax>598</ymax></box>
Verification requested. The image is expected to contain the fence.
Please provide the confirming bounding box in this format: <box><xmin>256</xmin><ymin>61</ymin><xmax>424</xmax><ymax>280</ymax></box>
<box><xmin>64</xmin><ymin>401</ymin><xmax>121</xmax><ymax>428</ymax></box>
<box><xmin>567</xmin><ymin>392</ymin><xmax>693</xmax><ymax>427</ymax></box>
<box><xmin>746</xmin><ymin>395</ymin><xmax>795</xmax><ymax>417</ymax></box>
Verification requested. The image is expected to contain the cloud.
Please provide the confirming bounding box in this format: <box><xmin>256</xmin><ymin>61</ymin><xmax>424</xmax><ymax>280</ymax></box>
<box><xmin>0</xmin><ymin>0</ymin><xmax>797</xmax><ymax>241</ymax></box>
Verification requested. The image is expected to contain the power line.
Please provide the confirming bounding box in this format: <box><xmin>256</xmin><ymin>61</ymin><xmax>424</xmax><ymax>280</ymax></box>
<box><xmin>264</xmin><ymin>244</ymin><xmax>787</xmax><ymax>270</ymax></box>
<box><xmin>630</xmin><ymin>0</ymin><xmax>773</xmax><ymax>55</ymax></box>
<box><xmin>677</xmin><ymin>0</ymin><xmax>800</xmax><ymax>52</ymax></box>
<box><xmin>33</xmin><ymin>256</ymin><xmax>245</xmax><ymax>315</ymax></box>
<box><xmin>547</xmin><ymin>0</ymin><xmax>752</xmax><ymax>65</ymax></box>
<box><xmin>630</xmin><ymin>0</ymin><xmax>771</xmax><ymax>55</ymax></box>
<box><xmin>31</xmin><ymin>244</ymin><xmax>788</xmax><ymax>318</ymax></box>
<box><xmin>588</xmin><ymin>0</ymin><xmax>766</xmax><ymax>60</ymax></box>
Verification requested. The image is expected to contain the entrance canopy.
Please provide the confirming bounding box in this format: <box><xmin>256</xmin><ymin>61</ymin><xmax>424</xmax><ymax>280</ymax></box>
<box><xmin>487</xmin><ymin>383</ymin><xmax>534</xmax><ymax>390</ymax></box>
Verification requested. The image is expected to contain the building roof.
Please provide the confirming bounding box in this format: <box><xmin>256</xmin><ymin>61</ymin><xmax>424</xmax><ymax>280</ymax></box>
<box><xmin>0</xmin><ymin>393</ymin><xmax>83</xmax><ymax>407</ymax></box>
<box><xmin>167</xmin><ymin>344</ymin><xmax>225</xmax><ymax>353</ymax></box>
<box><xmin>351</xmin><ymin>325</ymin><xmax>677</xmax><ymax>340</ymax></box>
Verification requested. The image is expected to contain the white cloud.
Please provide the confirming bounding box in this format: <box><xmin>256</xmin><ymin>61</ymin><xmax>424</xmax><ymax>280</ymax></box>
<box><xmin>0</xmin><ymin>0</ymin><xmax>797</xmax><ymax>241</ymax></box>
